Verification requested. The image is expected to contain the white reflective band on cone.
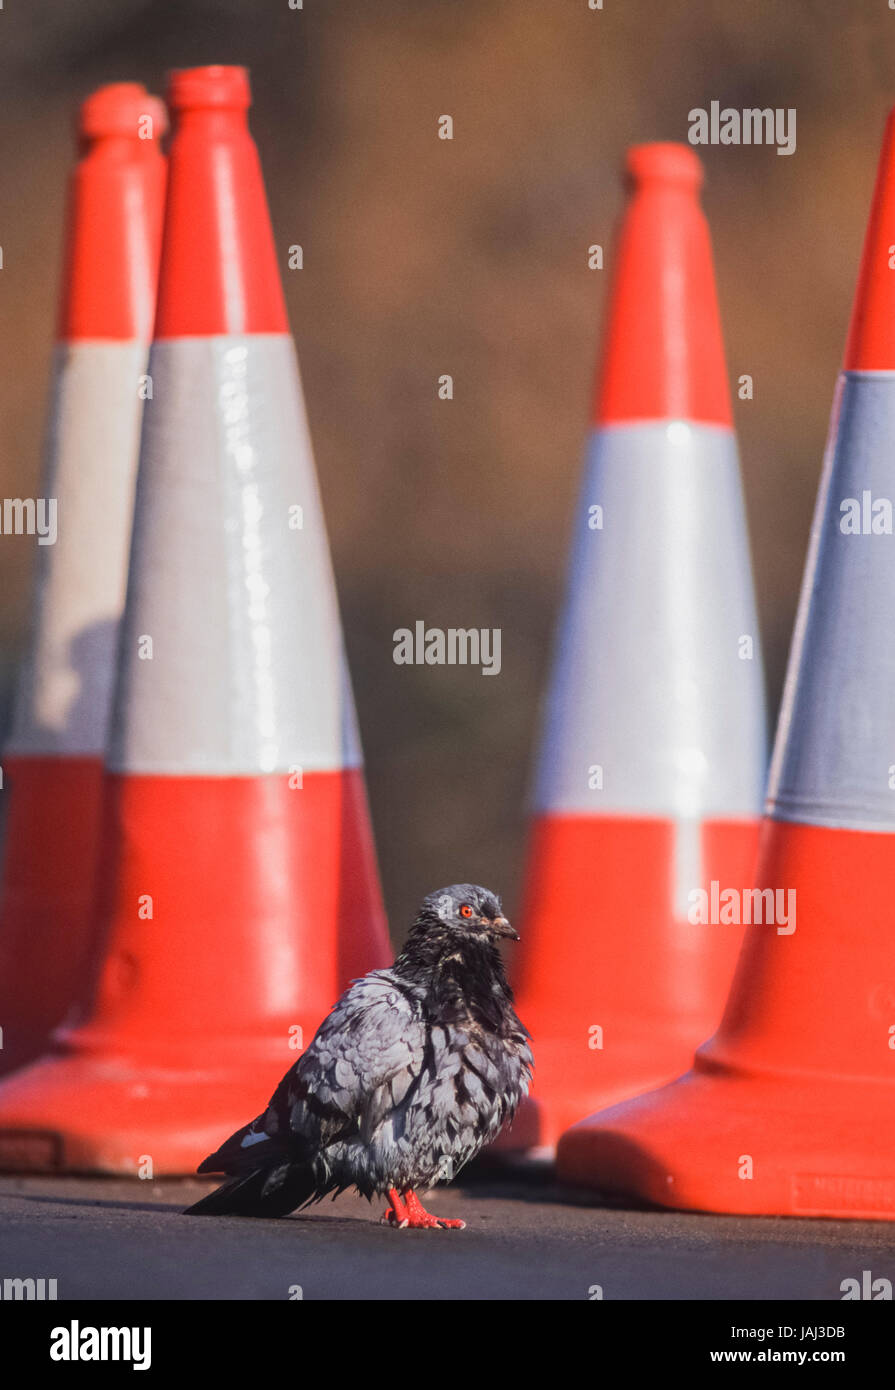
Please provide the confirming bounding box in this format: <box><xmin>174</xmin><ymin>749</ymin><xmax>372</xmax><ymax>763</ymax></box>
<box><xmin>534</xmin><ymin>421</ymin><xmax>766</xmax><ymax>819</ymax></box>
<box><xmin>769</xmin><ymin>372</ymin><xmax>895</xmax><ymax>831</ymax></box>
<box><xmin>108</xmin><ymin>334</ymin><xmax>362</xmax><ymax>776</ymax></box>
<box><xmin>8</xmin><ymin>341</ymin><xmax>147</xmax><ymax>757</ymax></box>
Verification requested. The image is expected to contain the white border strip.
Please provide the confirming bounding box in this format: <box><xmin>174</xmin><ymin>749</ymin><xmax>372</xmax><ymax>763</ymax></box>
<box><xmin>534</xmin><ymin>421</ymin><xmax>767</xmax><ymax>818</ymax></box>
<box><xmin>108</xmin><ymin>335</ymin><xmax>362</xmax><ymax>775</ymax></box>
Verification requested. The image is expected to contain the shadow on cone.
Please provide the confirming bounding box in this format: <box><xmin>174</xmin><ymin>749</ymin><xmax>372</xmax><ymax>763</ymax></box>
<box><xmin>501</xmin><ymin>144</ymin><xmax>767</xmax><ymax>1154</ymax></box>
<box><xmin>0</xmin><ymin>66</ymin><xmax>390</xmax><ymax>1174</ymax></box>
<box><xmin>0</xmin><ymin>84</ymin><xmax>166</xmax><ymax>1077</ymax></box>
<box><xmin>558</xmin><ymin>110</ymin><xmax>895</xmax><ymax>1220</ymax></box>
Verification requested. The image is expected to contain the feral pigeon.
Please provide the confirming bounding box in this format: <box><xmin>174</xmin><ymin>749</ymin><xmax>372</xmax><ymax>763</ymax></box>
<box><xmin>185</xmin><ymin>884</ymin><xmax>533</xmax><ymax>1229</ymax></box>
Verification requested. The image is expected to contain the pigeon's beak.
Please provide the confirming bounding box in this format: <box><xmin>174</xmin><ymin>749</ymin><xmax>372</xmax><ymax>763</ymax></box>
<box><xmin>485</xmin><ymin>915</ymin><xmax>519</xmax><ymax>941</ymax></box>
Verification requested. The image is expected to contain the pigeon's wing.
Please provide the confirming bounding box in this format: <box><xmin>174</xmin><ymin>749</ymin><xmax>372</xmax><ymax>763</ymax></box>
<box><xmin>278</xmin><ymin>972</ymin><xmax>427</xmax><ymax>1147</ymax></box>
<box><xmin>197</xmin><ymin>972</ymin><xmax>426</xmax><ymax>1176</ymax></box>
<box><xmin>250</xmin><ymin>973</ymin><xmax>426</xmax><ymax>1151</ymax></box>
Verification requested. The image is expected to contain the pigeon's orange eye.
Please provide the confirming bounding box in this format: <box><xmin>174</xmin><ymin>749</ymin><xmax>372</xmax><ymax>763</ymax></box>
<box><xmin>460</xmin><ymin>904</ymin><xmax>474</xmax><ymax>918</ymax></box>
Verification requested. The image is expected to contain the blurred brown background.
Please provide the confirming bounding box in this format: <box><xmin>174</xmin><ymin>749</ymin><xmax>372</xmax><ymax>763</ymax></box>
<box><xmin>0</xmin><ymin>0</ymin><xmax>892</xmax><ymax>936</ymax></box>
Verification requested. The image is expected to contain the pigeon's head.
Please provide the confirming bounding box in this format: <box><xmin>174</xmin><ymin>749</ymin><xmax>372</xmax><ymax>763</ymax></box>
<box><xmin>418</xmin><ymin>884</ymin><xmax>519</xmax><ymax>944</ymax></box>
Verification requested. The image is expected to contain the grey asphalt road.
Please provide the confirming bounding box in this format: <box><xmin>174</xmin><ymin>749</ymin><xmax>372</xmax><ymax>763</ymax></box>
<box><xmin>1</xmin><ymin>1170</ymin><xmax>894</xmax><ymax>1300</ymax></box>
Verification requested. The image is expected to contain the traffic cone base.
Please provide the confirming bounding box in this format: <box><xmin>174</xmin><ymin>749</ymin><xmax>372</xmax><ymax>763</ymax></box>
<box><xmin>557</xmin><ymin>822</ymin><xmax>895</xmax><ymax>1219</ymax></box>
<box><xmin>558</xmin><ymin>1067</ymin><xmax>895</xmax><ymax>1220</ymax></box>
<box><xmin>0</xmin><ymin>1051</ymin><xmax>280</xmax><ymax>1176</ymax></box>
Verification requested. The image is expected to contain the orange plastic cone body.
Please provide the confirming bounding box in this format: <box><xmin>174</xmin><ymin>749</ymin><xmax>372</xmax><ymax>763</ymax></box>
<box><xmin>504</xmin><ymin>145</ymin><xmax>766</xmax><ymax>1153</ymax></box>
<box><xmin>558</xmin><ymin>111</ymin><xmax>895</xmax><ymax>1219</ymax></box>
<box><xmin>594</xmin><ymin>143</ymin><xmax>731</xmax><ymax>428</ymax></box>
<box><xmin>0</xmin><ymin>84</ymin><xmax>166</xmax><ymax>1076</ymax></box>
<box><xmin>0</xmin><ymin>67</ymin><xmax>390</xmax><ymax>1174</ymax></box>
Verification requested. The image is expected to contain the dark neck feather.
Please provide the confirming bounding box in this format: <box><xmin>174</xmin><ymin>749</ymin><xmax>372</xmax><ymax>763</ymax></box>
<box><xmin>394</xmin><ymin>919</ymin><xmax>515</xmax><ymax>1028</ymax></box>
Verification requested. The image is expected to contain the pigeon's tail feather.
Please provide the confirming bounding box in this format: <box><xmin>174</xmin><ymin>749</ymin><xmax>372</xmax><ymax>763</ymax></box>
<box><xmin>184</xmin><ymin>1170</ymin><xmax>272</xmax><ymax>1217</ymax></box>
<box><xmin>196</xmin><ymin>1117</ymin><xmax>281</xmax><ymax>1176</ymax></box>
<box><xmin>185</xmin><ymin>1162</ymin><xmax>317</xmax><ymax>1218</ymax></box>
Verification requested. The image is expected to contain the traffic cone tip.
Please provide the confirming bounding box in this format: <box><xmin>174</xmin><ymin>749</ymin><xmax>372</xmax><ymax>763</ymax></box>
<box><xmin>166</xmin><ymin>65</ymin><xmax>252</xmax><ymax>111</ymax></box>
<box><xmin>594</xmin><ymin>142</ymin><xmax>731</xmax><ymax>427</ymax></box>
<box><xmin>843</xmin><ymin>105</ymin><xmax>895</xmax><ymax>371</ymax></box>
<box><xmin>153</xmin><ymin>64</ymin><xmax>286</xmax><ymax>339</ymax></box>
<box><xmin>625</xmin><ymin>141</ymin><xmax>703</xmax><ymax>190</ymax></box>
<box><xmin>78</xmin><ymin>83</ymin><xmax>167</xmax><ymax>142</ymax></box>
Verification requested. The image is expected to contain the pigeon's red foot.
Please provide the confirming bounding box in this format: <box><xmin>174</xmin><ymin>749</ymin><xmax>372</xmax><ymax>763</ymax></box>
<box><xmin>380</xmin><ymin>1188</ymin><xmax>466</xmax><ymax>1230</ymax></box>
<box><xmin>381</xmin><ymin>1189</ymin><xmax>410</xmax><ymax>1228</ymax></box>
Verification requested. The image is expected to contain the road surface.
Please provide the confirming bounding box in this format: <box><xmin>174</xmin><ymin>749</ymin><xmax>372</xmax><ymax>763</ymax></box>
<box><xmin>1</xmin><ymin>1169</ymin><xmax>894</xmax><ymax>1300</ymax></box>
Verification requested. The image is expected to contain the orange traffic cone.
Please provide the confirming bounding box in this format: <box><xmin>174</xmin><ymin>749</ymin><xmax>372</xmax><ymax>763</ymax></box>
<box><xmin>0</xmin><ymin>65</ymin><xmax>390</xmax><ymax>1174</ymax></box>
<box><xmin>505</xmin><ymin>144</ymin><xmax>767</xmax><ymax>1154</ymax></box>
<box><xmin>0</xmin><ymin>84</ymin><xmax>166</xmax><ymax>1077</ymax></box>
<box><xmin>558</xmin><ymin>111</ymin><xmax>895</xmax><ymax>1220</ymax></box>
